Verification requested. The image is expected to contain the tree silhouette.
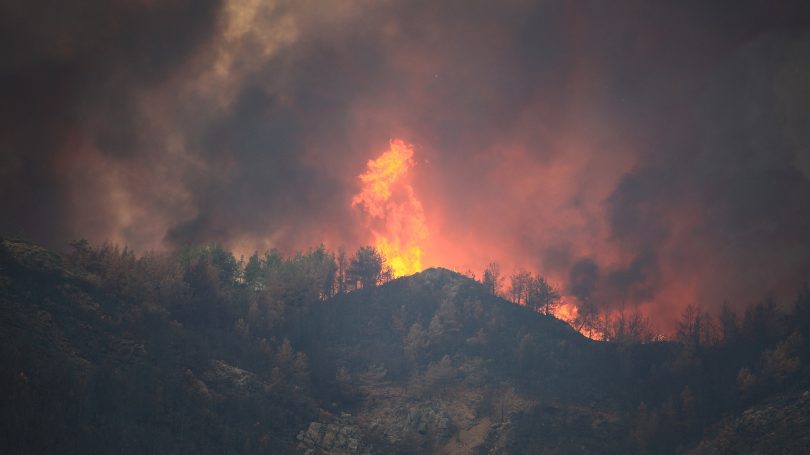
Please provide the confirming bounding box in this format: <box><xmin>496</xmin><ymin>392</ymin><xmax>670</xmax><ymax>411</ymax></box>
<box><xmin>676</xmin><ymin>305</ymin><xmax>717</xmax><ymax>347</ymax></box>
<box><xmin>509</xmin><ymin>270</ymin><xmax>531</xmax><ymax>305</ymax></box>
<box><xmin>526</xmin><ymin>275</ymin><xmax>560</xmax><ymax>315</ymax></box>
<box><xmin>719</xmin><ymin>302</ymin><xmax>739</xmax><ymax>343</ymax></box>
<box><xmin>244</xmin><ymin>253</ymin><xmax>263</xmax><ymax>290</ymax></box>
<box><xmin>348</xmin><ymin>246</ymin><xmax>384</xmax><ymax>289</ymax></box>
<box><xmin>482</xmin><ymin>262</ymin><xmax>503</xmax><ymax>296</ymax></box>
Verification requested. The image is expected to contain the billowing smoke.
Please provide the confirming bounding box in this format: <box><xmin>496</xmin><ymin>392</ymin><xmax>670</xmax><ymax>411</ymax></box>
<box><xmin>3</xmin><ymin>0</ymin><xmax>810</xmax><ymax>329</ymax></box>
<box><xmin>569</xmin><ymin>258</ymin><xmax>599</xmax><ymax>303</ymax></box>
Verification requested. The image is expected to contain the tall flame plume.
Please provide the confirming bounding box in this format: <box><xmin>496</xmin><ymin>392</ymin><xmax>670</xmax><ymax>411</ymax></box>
<box><xmin>352</xmin><ymin>139</ymin><xmax>428</xmax><ymax>277</ymax></box>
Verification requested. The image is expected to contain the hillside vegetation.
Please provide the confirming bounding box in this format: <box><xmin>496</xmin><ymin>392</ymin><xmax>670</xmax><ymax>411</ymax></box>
<box><xmin>1</xmin><ymin>237</ymin><xmax>809</xmax><ymax>454</ymax></box>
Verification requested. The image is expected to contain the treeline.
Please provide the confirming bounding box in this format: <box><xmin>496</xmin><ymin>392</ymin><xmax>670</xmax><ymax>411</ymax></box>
<box><xmin>478</xmin><ymin>261</ymin><xmax>655</xmax><ymax>342</ymax></box>
<box><xmin>69</xmin><ymin>240</ymin><xmax>391</xmax><ymax>300</ymax></box>
<box><xmin>479</xmin><ymin>258</ymin><xmax>810</xmax><ymax>350</ymax></box>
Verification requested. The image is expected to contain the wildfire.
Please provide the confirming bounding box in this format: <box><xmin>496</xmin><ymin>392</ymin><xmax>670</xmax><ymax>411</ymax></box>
<box><xmin>352</xmin><ymin>139</ymin><xmax>428</xmax><ymax>277</ymax></box>
<box><xmin>555</xmin><ymin>302</ymin><xmax>579</xmax><ymax>324</ymax></box>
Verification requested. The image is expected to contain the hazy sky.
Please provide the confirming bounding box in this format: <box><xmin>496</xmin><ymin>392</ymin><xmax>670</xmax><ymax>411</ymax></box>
<box><xmin>3</xmin><ymin>0</ymin><xmax>810</xmax><ymax>327</ymax></box>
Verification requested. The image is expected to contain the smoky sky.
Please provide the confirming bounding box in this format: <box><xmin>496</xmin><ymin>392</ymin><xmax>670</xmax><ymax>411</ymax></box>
<box><xmin>3</xmin><ymin>0</ymin><xmax>810</xmax><ymax>327</ymax></box>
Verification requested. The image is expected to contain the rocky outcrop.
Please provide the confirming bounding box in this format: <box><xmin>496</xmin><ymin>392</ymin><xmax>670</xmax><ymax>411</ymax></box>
<box><xmin>687</xmin><ymin>390</ymin><xmax>810</xmax><ymax>454</ymax></box>
<box><xmin>202</xmin><ymin>359</ymin><xmax>270</xmax><ymax>399</ymax></box>
<box><xmin>370</xmin><ymin>399</ymin><xmax>454</xmax><ymax>443</ymax></box>
<box><xmin>297</xmin><ymin>415</ymin><xmax>372</xmax><ymax>455</ymax></box>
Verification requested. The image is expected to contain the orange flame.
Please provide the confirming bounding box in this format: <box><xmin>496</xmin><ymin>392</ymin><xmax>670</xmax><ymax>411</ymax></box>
<box><xmin>352</xmin><ymin>139</ymin><xmax>427</xmax><ymax>277</ymax></box>
<box><xmin>553</xmin><ymin>302</ymin><xmax>598</xmax><ymax>339</ymax></box>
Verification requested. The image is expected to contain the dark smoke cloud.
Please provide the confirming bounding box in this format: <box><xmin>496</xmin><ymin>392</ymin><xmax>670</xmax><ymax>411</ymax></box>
<box><xmin>2</xmin><ymin>0</ymin><xmax>810</xmax><ymax>327</ymax></box>
<box><xmin>0</xmin><ymin>0</ymin><xmax>222</xmax><ymax>244</ymax></box>
<box><xmin>569</xmin><ymin>258</ymin><xmax>599</xmax><ymax>303</ymax></box>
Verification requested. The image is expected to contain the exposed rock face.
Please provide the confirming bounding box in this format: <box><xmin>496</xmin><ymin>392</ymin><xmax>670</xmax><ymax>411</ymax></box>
<box><xmin>297</xmin><ymin>416</ymin><xmax>371</xmax><ymax>455</ymax></box>
<box><xmin>202</xmin><ymin>359</ymin><xmax>270</xmax><ymax>399</ymax></box>
<box><xmin>687</xmin><ymin>390</ymin><xmax>810</xmax><ymax>454</ymax></box>
<box><xmin>297</xmin><ymin>384</ymin><xmax>535</xmax><ymax>454</ymax></box>
<box><xmin>370</xmin><ymin>399</ymin><xmax>454</xmax><ymax>443</ymax></box>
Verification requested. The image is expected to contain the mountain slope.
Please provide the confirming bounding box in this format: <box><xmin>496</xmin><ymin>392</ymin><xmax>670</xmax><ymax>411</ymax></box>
<box><xmin>1</xmin><ymin>238</ymin><xmax>809</xmax><ymax>454</ymax></box>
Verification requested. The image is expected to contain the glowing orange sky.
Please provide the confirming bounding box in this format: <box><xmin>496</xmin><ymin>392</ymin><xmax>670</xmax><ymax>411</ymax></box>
<box><xmin>345</xmin><ymin>136</ymin><xmax>703</xmax><ymax>334</ymax></box>
<box><xmin>3</xmin><ymin>1</ymin><xmax>810</xmax><ymax>336</ymax></box>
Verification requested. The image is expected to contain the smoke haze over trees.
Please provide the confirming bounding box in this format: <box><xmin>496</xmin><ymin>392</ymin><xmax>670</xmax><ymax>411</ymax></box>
<box><xmin>3</xmin><ymin>1</ymin><xmax>810</xmax><ymax>329</ymax></box>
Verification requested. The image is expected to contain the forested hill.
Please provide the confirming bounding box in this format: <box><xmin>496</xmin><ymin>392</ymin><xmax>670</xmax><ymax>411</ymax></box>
<box><xmin>1</xmin><ymin>237</ymin><xmax>810</xmax><ymax>454</ymax></box>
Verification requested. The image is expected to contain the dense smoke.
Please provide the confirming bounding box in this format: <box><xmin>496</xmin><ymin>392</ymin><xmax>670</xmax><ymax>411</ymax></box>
<box><xmin>2</xmin><ymin>0</ymin><xmax>810</xmax><ymax>328</ymax></box>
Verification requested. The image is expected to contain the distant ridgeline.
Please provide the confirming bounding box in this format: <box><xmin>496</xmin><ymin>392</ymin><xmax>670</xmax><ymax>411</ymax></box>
<box><xmin>1</xmin><ymin>237</ymin><xmax>809</xmax><ymax>454</ymax></box>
